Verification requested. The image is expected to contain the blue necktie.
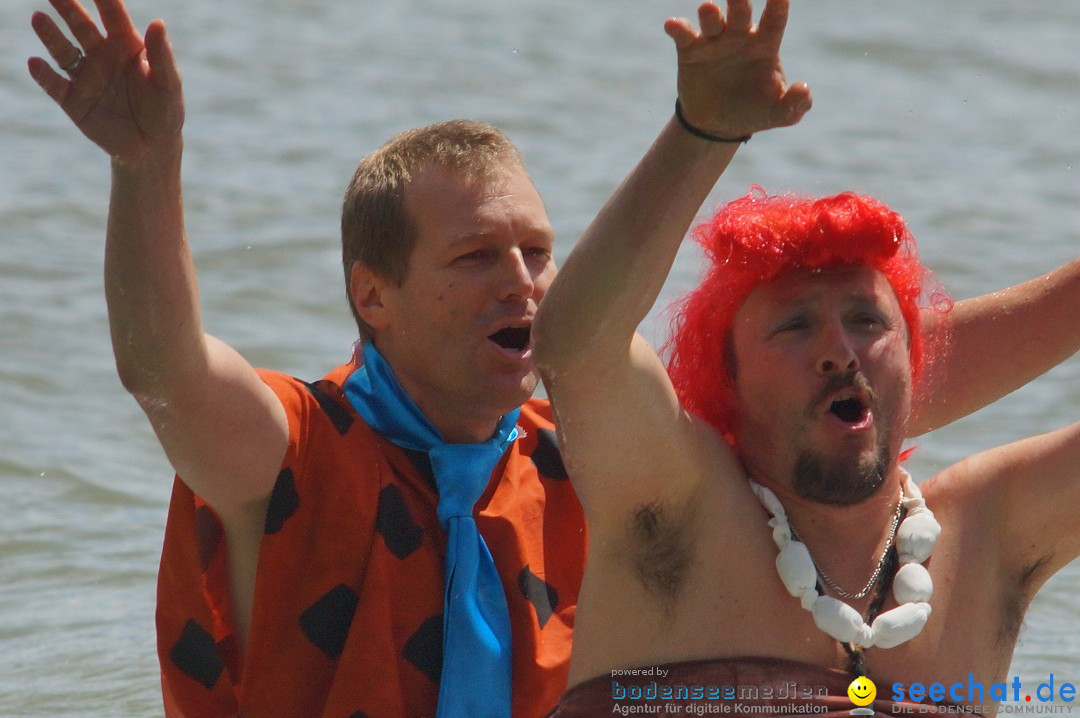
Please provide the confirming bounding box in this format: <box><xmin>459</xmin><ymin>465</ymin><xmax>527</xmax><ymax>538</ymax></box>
<box><xmin>344</xmin><ymin>342</ymin><xmax>517</xmax><ymax>718</ymax></box>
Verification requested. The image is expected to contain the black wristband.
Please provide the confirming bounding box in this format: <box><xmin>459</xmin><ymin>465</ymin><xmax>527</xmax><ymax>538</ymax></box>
<box><xmin>674</xmin><ymin>99</ymin><xmax>751</xmax><ymax>144</ymax></box>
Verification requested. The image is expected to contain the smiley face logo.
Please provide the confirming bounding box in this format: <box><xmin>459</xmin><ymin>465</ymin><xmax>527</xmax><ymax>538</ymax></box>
<box><xmin>847</xmin><ymin>676</ymin><xmax>877</xmax><ymax>707</ymax></box>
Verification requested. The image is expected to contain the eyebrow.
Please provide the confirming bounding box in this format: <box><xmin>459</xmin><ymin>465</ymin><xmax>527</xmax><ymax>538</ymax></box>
<box><xmin>763</xmin><ymin>288</ymin><xmax>897</xmax><ymax>328</ymax></box>
<box><xmin>447</xmin><ymin>225</ymin><xmax>554</xmax><ymax>247</ymax></box>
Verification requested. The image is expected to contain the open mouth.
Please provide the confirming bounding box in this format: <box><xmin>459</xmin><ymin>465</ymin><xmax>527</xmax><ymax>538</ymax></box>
<box><xmin>488</xmin><ymin>326</ymin><xmax>531</xmax><ymax>352</ymax></box>
<box><xmin>828</xmin><ymin>394</ymin><xmax>869</xmax><ymax>424</ymax></box>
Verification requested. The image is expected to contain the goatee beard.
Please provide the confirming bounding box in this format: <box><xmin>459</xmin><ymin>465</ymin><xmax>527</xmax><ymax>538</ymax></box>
<box><xmin>792</xmin><ymin>430</ymin><xmax>892</xmax><ymax>505</ymax></box>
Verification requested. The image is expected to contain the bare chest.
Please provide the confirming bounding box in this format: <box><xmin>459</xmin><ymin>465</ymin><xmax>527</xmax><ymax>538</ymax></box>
<box><xmin>661</xmin><ymin>502</ymin><xmax>1018</xmax><ymax>689</ymax></box>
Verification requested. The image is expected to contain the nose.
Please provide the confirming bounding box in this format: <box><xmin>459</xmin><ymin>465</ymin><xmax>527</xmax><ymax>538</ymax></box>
<box><xmin>816</xmin><ymin>320</ymin><xmax>859</xmax><ymax>375</ymax></box>
<box><xmin>501</xmin><ymin>249</ymin><xmax>535</xmax><ymax>301</ymax></box>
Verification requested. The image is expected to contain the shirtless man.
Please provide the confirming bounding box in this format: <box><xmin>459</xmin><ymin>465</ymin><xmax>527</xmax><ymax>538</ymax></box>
<box><xmin>534</xmin><ymin>0</ymin><xmax>1080</xmax><ymax>714</ymax></box>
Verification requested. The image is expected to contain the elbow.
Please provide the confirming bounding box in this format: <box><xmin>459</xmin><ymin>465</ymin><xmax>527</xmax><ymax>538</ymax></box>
<box><xmin>532</xmin><ymin>295</ymin><xmax>585</xmax><ymax>378</ymax></box>
<box><xmin>109</xmin><ymin>323</ymin><xmax>209</xmax><ymax>400</ymax></box>
<box><xmin>534</xmin><ymin>295</ymin><xmax>627</xmax><ymax>378</ymax></box>
<box><xmin>114</xmin><ymin>356</ymin><xmax>164</xmax><ymax>401</ymax></box>
<box><xmin>112</xmin><ymin>344</ymin><xmax>198</xmax><ymax>406</ymax></box>
<box><xmin>115</xmin><ymin>359</ymin><xmax>195</xmax><ymax>420</ymax></box>
<box><xmin>531</xmin><ymin>301</ymin><xmax>560</xmax><ymax>376</ymax></box>
<box><xmin>113</xmin><ymin>349</ymin><xmax>147</xmax><ymax>394</ymax></box>
<box><xmin>111</xmin><ymin>329</ymin><xmax>161</xmax><ymax>397</ymax></box>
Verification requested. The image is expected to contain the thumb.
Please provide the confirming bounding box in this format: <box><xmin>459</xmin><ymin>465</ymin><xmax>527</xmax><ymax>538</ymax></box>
<box><xmin>144</xmin><ymin>19</ymin><xmax>181</xmax><ymax>90</ymax></box>
<box><xmin>664</xmin><ymin>17</ymin><xmax>698</xmax><ymax>51</ymax></box>
<box><xmin>771</xmin><ymin>81</ymin><xmax>812</xmax><ymax>127</ymax></box>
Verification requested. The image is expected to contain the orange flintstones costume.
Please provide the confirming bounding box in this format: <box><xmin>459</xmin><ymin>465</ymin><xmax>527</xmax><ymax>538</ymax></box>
<box><xmin>156</xmin><ymin>362</ymin><xmax>585</xmax><ymax>717</ymax></box>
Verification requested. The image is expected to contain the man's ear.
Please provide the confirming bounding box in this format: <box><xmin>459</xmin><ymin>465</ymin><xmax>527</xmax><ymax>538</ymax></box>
<box><xmin>350</xmin><ymin>262</ymin><xmax>391</xmax><ymax>331</ymax></box>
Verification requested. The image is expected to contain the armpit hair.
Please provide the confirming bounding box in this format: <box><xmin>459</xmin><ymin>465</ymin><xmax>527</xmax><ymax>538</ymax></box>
<box><xmin>628</xmin><ymin>499</ymin><xmax>694</xmax><ymax>604</ymax></box>
<box><xmin>999</xmin><ymin>555</ymin><xmax>1051</xmax><ymax>645</ymax></box>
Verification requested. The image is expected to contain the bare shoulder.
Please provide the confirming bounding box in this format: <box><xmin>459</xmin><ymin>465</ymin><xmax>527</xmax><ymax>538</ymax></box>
<box><xmin>140</xmin><ymin>335</ymin><xmax>291</xmax><ymax>520</ymax></box>
<box><xmin>922</xmin><ymin>421</ymin><xmax>1080</xmax><ymax>599</ymax></box>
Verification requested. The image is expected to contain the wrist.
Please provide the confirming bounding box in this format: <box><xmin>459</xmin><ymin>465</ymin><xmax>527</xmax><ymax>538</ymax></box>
<box><xmin>674</xmin><ymin>99</ymin><xmax>751</xmax><ymax>144</ymax></box>
<box><xmin>110</xmin><ymin>136</ymin><xmax>184</xmax><ymax>175</ymax></box>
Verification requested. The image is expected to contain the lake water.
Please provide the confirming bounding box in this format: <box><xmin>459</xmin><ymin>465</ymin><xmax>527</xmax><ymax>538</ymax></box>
<box><xmin>2</xmin><ymin>0</ymin><xmax>1078</xmax><ymax>714</ymax></box>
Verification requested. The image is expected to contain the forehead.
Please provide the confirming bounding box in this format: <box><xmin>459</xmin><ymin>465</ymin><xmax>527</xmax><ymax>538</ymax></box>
<box><xmin>736</xmin><ymin>265</ymin><xmax>901</xmax><ymax>322</ymax></box>
<box><xmin>404</xmin><ymin>163</ymin><xmax>551</xmax><ymax>249</ymax></box>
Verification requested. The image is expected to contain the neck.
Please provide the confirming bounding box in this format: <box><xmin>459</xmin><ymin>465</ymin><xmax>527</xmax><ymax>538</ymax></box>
<box><xmin>391</xmin><ymin>369</ymin><xmax>506</xmax><ymax>443</ymax></box>
<box><xmin>761</xmin><ymin>469</ymin><xmax>905</xmax><ymax>602</ymax></box>
<box><xmin>748</xmin><ymin>466</ymin><xmax>936</xmax><ymax>651</ymax></box>
<box><xmin>358</xmin><ymin>339</ymin><xmax>515</xmax><ymax>444</ymax></box>
<box><xmin>419</xmin><ymin>400</ymin><xmax>504</xmax><ymax>444</ymax></box>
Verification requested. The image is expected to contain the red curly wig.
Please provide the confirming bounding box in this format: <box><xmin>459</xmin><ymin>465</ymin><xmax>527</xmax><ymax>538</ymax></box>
<box><xmin>664</xmin><ymin>187</ymin><xmax>951</xmax><ymax>438</ymax></box>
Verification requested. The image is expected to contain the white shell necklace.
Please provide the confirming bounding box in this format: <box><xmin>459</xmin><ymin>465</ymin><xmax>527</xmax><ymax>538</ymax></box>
<box><xmin>749</xmin><ymin>469</ymin><xmax>940</xmax><ymax>650</ymax></box>
<box><xmin>792</xmin><ymin>487</ymin><xmax>903</xmax><ymax>600</ymax></box>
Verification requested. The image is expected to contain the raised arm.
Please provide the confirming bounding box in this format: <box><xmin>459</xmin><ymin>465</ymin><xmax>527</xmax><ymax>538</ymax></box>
<box><xmin>28</xmin><ymin>0</ymin><xmax>286</xmax><ymax>518</ymax></box>
<box><xmin>533</xmin><ymin>0</ymin><xmax>810</xmax><ymax>526</ymax></box>
<box><xmin>937</xmin><ymin>417</ymin><xmax>1080</xmax><ymax>606</ymax></box>
<box><xmin>910</xmin><ymin>258</ymin><xmax>1080</xmax><ymax>435</ymax></box>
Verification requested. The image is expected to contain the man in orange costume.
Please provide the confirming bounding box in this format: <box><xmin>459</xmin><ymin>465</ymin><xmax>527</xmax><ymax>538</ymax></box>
<box><xmin>27</xmin><ymin>0</ymin><xmax>582</xmax><ymax>714</ymax></box>
<box><xmin>28</xmin><ymin>0</ymin><xmax>1079</xmax><ymax>716</ymax></box>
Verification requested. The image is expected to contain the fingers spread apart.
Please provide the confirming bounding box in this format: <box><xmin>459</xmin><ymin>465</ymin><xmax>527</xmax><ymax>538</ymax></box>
<box><xmin>697</xmin><ymin>3</ymin><xmax>726</xmax><ymax>39</ymax></box>
<box><xmin>721</xmin><ymin>0</ymin><xmax>754</xmax><ymax>35</ymax></box>
<box><xmin>669</xmin><ymin>0</ymin><xmax>790</xmax><ymax>46</ymax></box>
<box><xmin>31</xmin><ymin>11</ymin><xmax>84</xmax><ymax>74</ymax></box>
<box><xmin>49</xmin><ymin>0</ymin><xmax>105</xmax><ymax>52</ymax></box>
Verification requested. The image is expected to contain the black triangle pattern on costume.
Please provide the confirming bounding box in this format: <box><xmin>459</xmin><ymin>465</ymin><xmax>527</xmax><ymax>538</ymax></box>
<box><xmin>518</xmin><ymin>565</ymin><xmax>559</xmax><ymax>629</ymax></box>
<box><xmin>170</xmin><ymin>619</ymin><xmax>225</xmax><ymax>691</ymax></box>
<box><xmin>347</xmin><ymin>713</ymin><xmax>372</xmax><ymax>718</ymax></box>
<box><xmin>299</xmin><ymin>584</ymin><xmax>359</xmax><ymax>659</ymax></box>
<box><xmin>263</xmin><ymin>468</ymin><xmax>301</xmax><ymax>534</ymax></box>
<box><xmin>194</xmin><ymin>504</ymin><xmax>223</xmax><ymax>573</ymax></box>
<box><xmin>375</xmin><ymin>485</ymin><xmax>424</xmax><ymax>560</ymax></box>
<box><xmin>304</xmin><ymin>379</ymin><xmax>354</xmax><ymax>436</ymax></box>
<box><xmin>402</xmin><ymin>613</ymin><xmax>444</xmax><ymax>684</ymax></box>
<box><xmin>531</xmin><ymin>428</ymin><xmax>569</xmax><ymax>480</ymax></box>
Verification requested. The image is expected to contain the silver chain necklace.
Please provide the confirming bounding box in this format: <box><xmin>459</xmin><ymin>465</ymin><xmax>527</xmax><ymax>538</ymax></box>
<box><xmin>791</xmin><ymin>486</ymin><xmax>905</xmax><ymax>600</ymax></box>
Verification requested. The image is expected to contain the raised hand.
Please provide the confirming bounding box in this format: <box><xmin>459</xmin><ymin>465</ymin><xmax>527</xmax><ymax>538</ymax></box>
<box><xmin>665</xmin><ymin>0</ymin><xmax>811</xmax><ymax>140</ymax></box>
<box><xmin>27</xmin><ymin>0</ymin><xmax>184</xmax><ymax>163</ymax></box>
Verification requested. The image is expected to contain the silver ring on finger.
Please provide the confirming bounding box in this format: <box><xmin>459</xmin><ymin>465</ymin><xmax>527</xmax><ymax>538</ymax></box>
<box><xmin>62</xmin><ymin>48</ymin><xmax>84</xmax><ymax>74</ymax></box>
